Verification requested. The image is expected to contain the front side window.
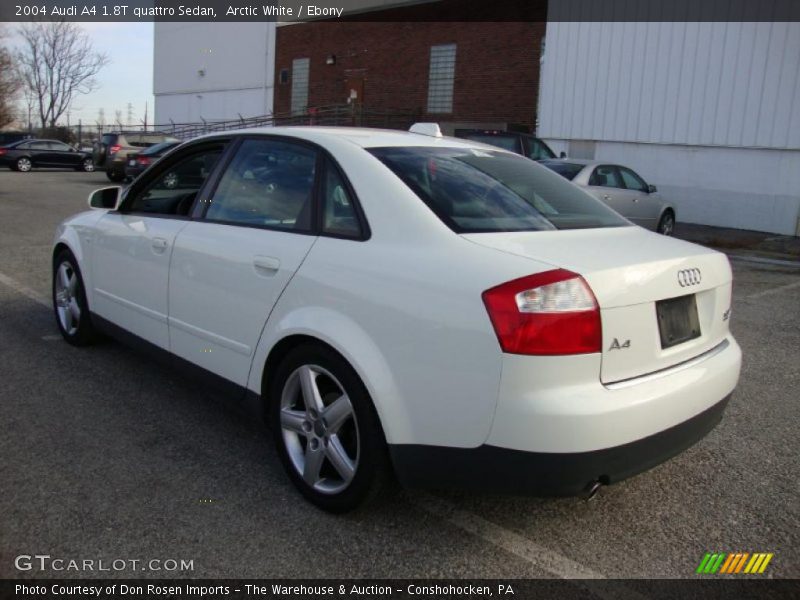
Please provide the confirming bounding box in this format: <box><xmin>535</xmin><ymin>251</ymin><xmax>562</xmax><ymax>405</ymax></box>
<box><xmin>205</xmin><ymin>139</ymin><xmax>316</xmax><ymax>231</ymax></box>
<box><xmin>525</xmin><ymin>138</ymin><xmax>556</xmax><ymax>160</ymax></box>
<box><xmin>619</xmin><ymin>167</ymin><xmax>648</xmax><ymax>193</ymax></box>
<box><xmin>589</xmin><ymin>165</ymin><xmax>623</xmax><ymax>188</ymax></box>
<box><xmin>48</xmin><ymin>141</ymin><xmax>72</xmax><ymax>151</ymax></box>
<box><xmin>125</xmin><ymin>146</ymin><xmax>224</xmax><ymax>216</ymax></box>
<box><xmin>370</xmin><ymin>147</ymin><xmax>628</xmax><ymax>232</ymax></box>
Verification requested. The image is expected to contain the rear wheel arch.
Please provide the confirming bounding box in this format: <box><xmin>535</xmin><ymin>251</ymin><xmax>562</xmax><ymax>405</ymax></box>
<box><xmin>261</xmin><ymin>335</ymin><xmax>390</xmax><ymax>437</ymax></box>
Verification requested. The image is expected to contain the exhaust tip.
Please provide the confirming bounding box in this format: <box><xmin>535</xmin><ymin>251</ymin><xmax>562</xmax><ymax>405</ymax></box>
<box><xmin>582</xmin><ymin>479</ymin><xmax>603</xmax><ymax>502</ymax></box>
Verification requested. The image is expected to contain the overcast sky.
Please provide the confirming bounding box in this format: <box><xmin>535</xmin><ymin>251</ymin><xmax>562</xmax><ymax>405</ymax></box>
<box><xmin>10</xmin><ymin>23</ymin><xmax>154</xmax><ymax>128</ymax></box>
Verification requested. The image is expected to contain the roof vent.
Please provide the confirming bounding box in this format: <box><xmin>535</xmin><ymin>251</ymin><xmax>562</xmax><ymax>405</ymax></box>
<box><xmin>409</xmin><ymin>123</ymin><xmax>443</xmax><ymax>138</ymax></box>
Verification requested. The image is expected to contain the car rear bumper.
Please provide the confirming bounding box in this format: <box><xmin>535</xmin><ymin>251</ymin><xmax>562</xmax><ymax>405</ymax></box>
<box><xmin>389</xmin><ymin>393</ymin><xmax>730</xmax><ymax>495</ymax></box>
<box><xmin>390</xmin><ymin>335</ymin><xmax>740</xmax><ymax>496</ymax></box>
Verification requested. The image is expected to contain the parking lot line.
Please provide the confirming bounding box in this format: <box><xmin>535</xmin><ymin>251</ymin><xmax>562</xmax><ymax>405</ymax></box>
<box><xmin>744</xmin><ymin>279</ymin><xmax>800</xmax><ymax>300</ymax></box>
<box><xmin>411</xmin><ymin>492</ymin><xmax>606</xmax><ymax>579</ymax></box>
<box><xmin>0</xmin><ymin>271</ymin><xmax>50</xmax><ymax>308</ymax></box>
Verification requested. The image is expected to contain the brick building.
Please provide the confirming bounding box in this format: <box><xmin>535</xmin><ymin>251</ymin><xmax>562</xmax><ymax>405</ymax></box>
<box><xmin>273</xmin><ymin>1</ymin><xmax>547</xmax><ymax>133</ymax></box>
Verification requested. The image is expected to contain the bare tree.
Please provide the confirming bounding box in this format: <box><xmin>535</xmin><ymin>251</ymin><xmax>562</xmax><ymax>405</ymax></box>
<box><xmin>0</xmin><ymin>26</ymin><xmax>21</xmax><ymax>128</ymax></box>
<box><xmin>16</xmin><ymin>21</ymin><xmax>109</xmax><ymax>129</ymax></box>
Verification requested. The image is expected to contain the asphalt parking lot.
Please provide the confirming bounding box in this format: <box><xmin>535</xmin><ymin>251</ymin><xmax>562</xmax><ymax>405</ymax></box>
<box><xmin>1</xmin><ymin>169</ymin><xmax>798</xmax><ymax>581</ymax></box>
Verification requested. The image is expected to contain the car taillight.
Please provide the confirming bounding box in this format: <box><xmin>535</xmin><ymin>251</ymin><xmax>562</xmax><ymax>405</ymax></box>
<box><xmin>136</xmin><ymin>156</ymin><xmax>151</xmax><ymax>165</ymax></box>
<box><xmin>482</xmin><ymin>269</ymin><xmax>601</xmax><ymax>355</ymax></box>
<box><xmin>109</xmin><ymin>145</ymin><xmax>121</xmax><ymax>154</ymax></box>
<box><xmin>0</xmin><ymin>149</ymin><xmax>6</xmax><ymax>155</ymax></box>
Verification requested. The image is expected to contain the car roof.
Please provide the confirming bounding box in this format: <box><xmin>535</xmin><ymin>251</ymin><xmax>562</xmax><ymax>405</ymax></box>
<box><xmin>194</xmin><ymin>126</ymin><xmax>495</xmax><ymax>151</ymax></box>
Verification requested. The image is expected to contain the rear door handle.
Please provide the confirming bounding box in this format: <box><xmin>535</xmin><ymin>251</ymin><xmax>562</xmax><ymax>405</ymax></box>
<box><xmin>152</xmin><ymin>237</ymin><xmax>169</xmax><ymax>253</ymax></box>
<box><xmin>602</xmin><ymin>194</ymin><xmax>611</xmax><ymax>200</ymax></box>
<box><xmin>253</xmin><ymin>255</ymin><xmax>280</xmax><ymax>275</ymax></box>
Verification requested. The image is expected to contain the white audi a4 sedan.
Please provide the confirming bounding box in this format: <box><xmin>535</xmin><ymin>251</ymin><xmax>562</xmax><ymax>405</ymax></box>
<box><xmin>52</xmin><ymin>125</ymin><xmax>741</xmax><ymax>512</ymax></box>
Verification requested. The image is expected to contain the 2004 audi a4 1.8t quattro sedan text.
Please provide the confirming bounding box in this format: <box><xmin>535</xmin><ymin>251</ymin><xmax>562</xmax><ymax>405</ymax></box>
<box><xmin>52</xmin><ymin>125</ymin><xmax>741</xmax><ymax>512</ymax></box>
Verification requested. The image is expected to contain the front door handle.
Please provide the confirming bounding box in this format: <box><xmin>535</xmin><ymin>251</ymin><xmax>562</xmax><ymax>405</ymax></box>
<box><xmin>602</xmin><ymin>194</ymin><xmax>611</xmax><ymax>200</ymax></box>
<box><xmin>253</xmin><ymin>255</ymin><xmax>280</xmax><ymax>275</ymax></box>
<box><xmin>152</xmin><ymin>237</ymin><xmax>168</xmax><ymax>253</ymax></box>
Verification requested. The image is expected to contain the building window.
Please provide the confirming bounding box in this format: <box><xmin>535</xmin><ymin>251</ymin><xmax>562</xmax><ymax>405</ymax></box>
<box><xmin>279</xmin><ymin>69</ymin><xmax>289</xmax><ymax>84</ymax></box>
<box><xmin>290</xmin><ymin>58</ymin><xmax>310</xmax><ymax>116</ymax></box>
<box><xmin>427</xmin><ymin>44</ymin><xmax>457</xmax><ymax>114</ymax></box>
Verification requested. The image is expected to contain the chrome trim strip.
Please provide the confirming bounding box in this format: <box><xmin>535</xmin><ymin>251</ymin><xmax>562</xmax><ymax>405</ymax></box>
<box><xmin>604</xmin><ymin>338</ymin><xmax>731</xmax><ymax>390</ymax></box>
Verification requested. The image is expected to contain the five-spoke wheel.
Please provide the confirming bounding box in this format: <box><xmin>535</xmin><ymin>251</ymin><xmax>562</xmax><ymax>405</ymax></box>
<box><xmin>271</xmin><ymin>344</ymin><xmax>389</xmax><ymax>512</ymax></box>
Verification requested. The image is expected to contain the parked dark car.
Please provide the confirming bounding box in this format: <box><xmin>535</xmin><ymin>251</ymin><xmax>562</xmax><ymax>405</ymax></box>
<box><xmin>0</xmin><ymin>139</ymin><xmax>94</xmax><ymax>172</ymax></box>
<box><xmin>453</xmin><ymin>129</ymin><xmax>558</xmax><ymax>161</ymax></box>
<box><xmin>124</xmin><ymin>140</ymin><xmax>181</xmax><ymax>181</ymax></box>
<box><xmin>94</xmin><ymin>131</ymin><xmax>180</xmax><ymax>182</ymax></box>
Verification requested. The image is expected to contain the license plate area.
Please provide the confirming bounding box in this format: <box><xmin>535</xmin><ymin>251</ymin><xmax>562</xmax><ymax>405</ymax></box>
<box><xmin>656</xmin><ymin>294</ymin><xmax>701</xmax><ymax>349</ymax></box>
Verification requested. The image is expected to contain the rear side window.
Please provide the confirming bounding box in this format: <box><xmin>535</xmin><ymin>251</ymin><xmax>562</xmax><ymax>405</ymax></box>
<box><xmin>101</xmin><ymin>134</ymin><xmax>116</xmax><ymax>145</ymax></box>
<box><xmin>205</xmin><ymin>138</ymin><xmax>316</xmax><ymax>231</ymax></box>
<box><xmin>322</xmin><ymin>159</ymin><xmax>362</xmax><ymax>238</ymax></box>
<box><xmin>369</xmin><ymin>146</ymin><xmax>627</xmax><ymax>232</ymax></box>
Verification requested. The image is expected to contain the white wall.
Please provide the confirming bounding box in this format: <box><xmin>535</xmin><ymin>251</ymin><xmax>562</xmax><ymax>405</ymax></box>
<box><xmin>539</xmin><ymin>22</ymin><xmax>800</xmax><ymax>148</ymax></box>
<box><xmin>153</xmin><ymin>22</ymin><xmax>276</xmax><ymax>123</ymax></box>
<box><xmin>538</xmin><ymin>21</ymin><xmax>800</xmax><ymax>235</ymax></box>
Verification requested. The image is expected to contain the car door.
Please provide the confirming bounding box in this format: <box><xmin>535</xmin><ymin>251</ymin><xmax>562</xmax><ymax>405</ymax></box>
<box><xmin>167</xmin><ymin>137</ymin><xmax>320</xmax><ymax>387</ymax></box>
<box><xmin>27</xmin><ymin>141</ymin><xmax>53</xmax><ymax>166</ymax></box>
<box><xmin>90</xmin><ymin>142</ymin><xmax>228</xmax><ymax>349</ymax></box>
<box><xmin>618</xmin><ymin>166</ymin><xmax>659</xmax><ymax>229</ymax></box>
<box><xmin>47</xmin><ymin>141</ymin><xmax>79</xmax><ymax>167</ymax></box>
<box><xmin>585</xmin><ymin>165</ymin><xmax>630</xmax><ymax>216</ymax></box>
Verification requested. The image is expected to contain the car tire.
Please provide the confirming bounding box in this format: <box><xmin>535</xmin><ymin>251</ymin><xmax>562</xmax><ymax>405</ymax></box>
<box><xmin>80</xmin><ymin>158</ymin><xmax>95</xmax><ymax>172</ymax></box>
<box><xmin>657</xmin><ymin>210</ymin><xmax>675</xmax><ymax>236</ymax></box>
<box><xmin>106</xmin><ymin>170</ymin><xmax>125</xmax><ymax>182</ymax></box>
<box><xmin>269</xmin><ymin>343</ymin><xmax>392</xmax><ymax>513</ymax></box>
<box><xmin>52</xmin><ymin>249</ymin><xmax>99</xmax><ymax>347</ymax></box>
<box><xmin>16</xmin><ymin>157</ymin><xmax>32</xmax><ymax>172</ymax></box>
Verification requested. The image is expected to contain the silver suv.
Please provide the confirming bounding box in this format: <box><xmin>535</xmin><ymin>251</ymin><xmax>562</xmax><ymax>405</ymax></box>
<box><xmin>94</xmin><ymin>132</ymin><xmax>179</xmax><ymax>182</ymax></box>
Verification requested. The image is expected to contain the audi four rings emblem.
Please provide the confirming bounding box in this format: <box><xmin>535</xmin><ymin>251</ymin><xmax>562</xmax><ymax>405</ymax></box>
<box><xmin>677</xmin><ymin>268</ymin><xmax>702</xmax><ymax>287</ymax></box>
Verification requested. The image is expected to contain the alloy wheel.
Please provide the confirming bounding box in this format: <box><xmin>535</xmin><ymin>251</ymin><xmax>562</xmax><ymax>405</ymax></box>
<box><xmin>279</xmin><ymin>364</ymin><xmax>360</xmax><ymax>495</ymax></box>
<box><xmin>54</xmin><ymin>262</ymin><xmax>81</xmax><ymax>335</ymax></box>
<box><xmin>17</xmin><ymin>158</ymin><xmax>32</xmax><ymax>172</ymax></box>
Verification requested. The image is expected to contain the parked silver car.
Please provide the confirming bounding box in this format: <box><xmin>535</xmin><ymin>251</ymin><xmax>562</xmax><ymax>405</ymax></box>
<box><xmin>541</xmin><ymin>159</ymin><xmax>676</xmax><ymax>235</ymax></box>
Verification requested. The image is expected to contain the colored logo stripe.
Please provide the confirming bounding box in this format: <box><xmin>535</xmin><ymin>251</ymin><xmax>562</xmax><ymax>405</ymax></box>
<box><xmin>697</xmin><ymin>552</ymin><xmax>774</xmax><ymax>574</ymax></box>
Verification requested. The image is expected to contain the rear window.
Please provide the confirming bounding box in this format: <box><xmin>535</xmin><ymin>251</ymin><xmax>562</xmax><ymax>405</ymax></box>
<box><xmin>369</xmin><ymin>147</ymin><xmax>628</xmax><ymax>233</ymax></box>
<box><xmin>101</xmin><ymin>134</ymin><xmax>116</xmax><ymax>145</ymax></box>
<box><xmin>541</xmin><ymin>161</ymin><xmax>585</xmax><ymax>181</ymax></box>
<box><xmin>122</xmin><ymin>134</ymin><xmax>178</xmax><ymax>148</ymax></box>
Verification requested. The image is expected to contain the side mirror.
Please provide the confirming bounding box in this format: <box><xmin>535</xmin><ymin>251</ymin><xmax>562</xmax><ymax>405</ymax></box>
<box><xmin>88</xmin><ymin>186</ymin><xmax>121</xmax><ymax>210</ymax></box>
<box><xmin>648</xmin><ymin>184</ymin><xmax>657</xmax><ymax>193</ymax></box>
<box><xmin>559</xmin><ymin>151</ymin><xmax>567</xmax><ymax>158</ymax></box>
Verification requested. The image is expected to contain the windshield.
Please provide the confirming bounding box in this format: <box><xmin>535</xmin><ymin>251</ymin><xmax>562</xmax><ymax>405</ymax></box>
<box><xmin>369</xmin><ymin>147</ymin><xmax>628</xmax><ymax>233</ymax></box>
